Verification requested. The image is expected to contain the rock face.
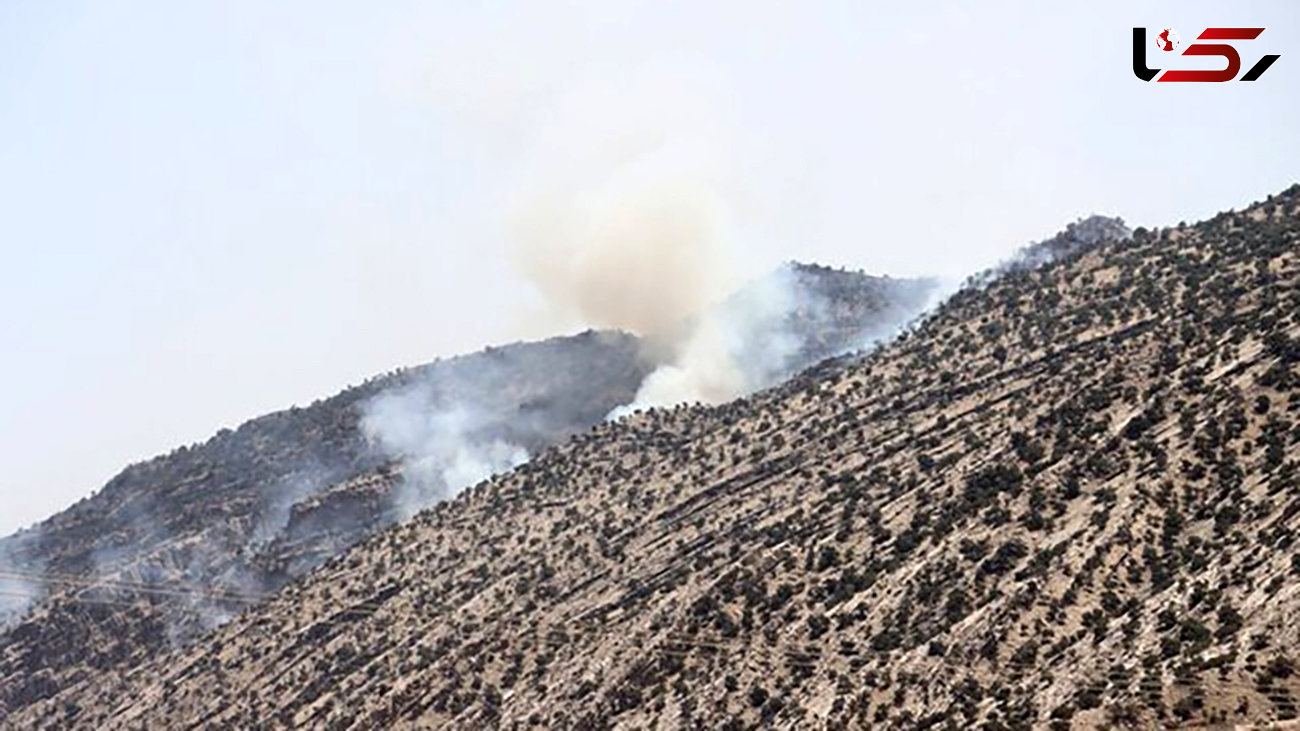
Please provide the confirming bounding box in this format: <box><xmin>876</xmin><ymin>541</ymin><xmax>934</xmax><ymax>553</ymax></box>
<box><xmin>0</xmin><ymin>264</ymin><xmax>937</xmax><ymax>721</ymax></box>
<box><xmin>6</xmin><ymin>186</ymin><xmax>1297</xmax><ymax>730</ymax></box>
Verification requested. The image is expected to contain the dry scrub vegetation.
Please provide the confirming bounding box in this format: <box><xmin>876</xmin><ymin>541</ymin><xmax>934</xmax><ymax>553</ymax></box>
<box><xmin>6</xmin><ymin>188</ymin><xmax>1300</xmax><ymax>729</ymax></box>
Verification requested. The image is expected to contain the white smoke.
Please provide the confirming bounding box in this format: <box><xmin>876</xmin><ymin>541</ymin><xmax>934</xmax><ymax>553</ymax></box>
<box><xmin>248</xmin><ymin>464</ymin><xmax>341</xmax><ymax>548</ymax></box>
<box><xmin>610</xmin><ymin>267</ymin><xmax>811</xmax><ymax>416</ymax></box>
<box><xmin>360</xmin><ymin>385</ymin><xmax>529</xmax><ymax>519</ymax></box>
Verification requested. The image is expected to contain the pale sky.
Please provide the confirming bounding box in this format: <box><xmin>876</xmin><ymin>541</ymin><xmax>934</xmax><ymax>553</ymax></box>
<box><xmin>1</xmin><ymin>0</ymin><xmax>1297</xmax><ymax>535</ymax></box>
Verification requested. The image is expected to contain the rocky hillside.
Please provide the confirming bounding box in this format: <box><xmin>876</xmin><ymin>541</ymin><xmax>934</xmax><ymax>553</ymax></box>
<box><xmin>0</xmin><ymin>264</ymin><xmax>935</xmax><ymax>721</ymax></box>
<box><xmin>9</xmin><ymin>187</ymin><xmax>1296</xmax><ymax>730</ymax></box>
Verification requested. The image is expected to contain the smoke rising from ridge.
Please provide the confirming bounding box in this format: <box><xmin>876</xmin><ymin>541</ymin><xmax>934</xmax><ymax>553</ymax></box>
<box><xmin>610</xmin><ymin>267</ymin><xmax>809</xmax><ymax>415</ymax></box>
<box><xmin>498</xmin><ymin>81</ymin><xmax>944</xmax><ymax>413</ymax></box>
<box><xmin>361</xmin><ymin>388</ymin><xmax>529</xmax><ymax>519</ymax></box>
<box><xmin>354</xmin><ymin>334</ymin><xmax>647</xmax><ymax>521</ymax></box>
<box><xmin>506</xmin><ymin>77</ymin><xmax>824</xmax><ymax>414</ymax></box>
<box><xmin>509</xmin><ymin>78</ymin><xmax>746</xmax><ymax>338</ymax></box>
<box><xmin>345</xmin><ymin>74</ymin><xmax>952</xmax><ymax>518</ymax></box>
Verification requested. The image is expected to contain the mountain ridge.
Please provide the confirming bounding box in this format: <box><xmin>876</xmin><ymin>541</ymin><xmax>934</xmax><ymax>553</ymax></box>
<box><xmin>8</xmin><ymin>188</ymin><xmax>1296</xmax><ymax>728</ymax></box>
<box><xmin>0</xmin><ymin>263</ymin><xmax>940</xmax><ymax>721</ymax></box>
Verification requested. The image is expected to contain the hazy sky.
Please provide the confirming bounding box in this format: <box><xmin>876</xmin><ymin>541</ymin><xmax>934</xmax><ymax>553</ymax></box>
<box><xmin>1</xmin><ymin>0</ymin><xmax>1296</xmax><ymax>535</ymax></box>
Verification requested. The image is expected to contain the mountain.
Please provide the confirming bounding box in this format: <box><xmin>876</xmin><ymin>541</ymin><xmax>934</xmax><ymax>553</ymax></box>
<box><xmin>9</xmin><ymin>187</ymin><xmax>1296</xmax><ymax>730</ymax></box>
<box><xmin>0</xmin><ymin>264</ymin><xmax>937</xmax><ymax>721</ymax></box>
<box><xmin>7</xmin><ymin>187</ymin><xmax>1289</xmax><ymax>728</ymax></box>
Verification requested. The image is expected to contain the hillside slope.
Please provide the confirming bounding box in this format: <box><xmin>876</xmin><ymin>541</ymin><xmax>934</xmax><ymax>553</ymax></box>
<box><xmin>11</xmin><ymin>188</ymin><xmax>1297</xmax><ymax>730</ymax></box>
<box><xmin>0</xmin><ymin>264</ymin><xmax>935</xmax><ymax>721</ymax></box>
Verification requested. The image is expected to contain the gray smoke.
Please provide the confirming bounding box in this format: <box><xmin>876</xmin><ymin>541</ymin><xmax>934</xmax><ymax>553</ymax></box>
<box><xmin>354</xmin><ymin>78</ymin><xmax>760</xmax><ymax>505</ymax></box>
<box><xmin>506</xmin><ymin>77</ymin><xmax>843</xmax><ymax>416</ymax></box>
<box><xmin>61</xmin><ymin>460</ymin><xmax>350</xmax><ymax>644</ymax></box>
<box><xmin>249</xmin><ymin>463</ymin><xmax>343</xmax><ymax>548</ymax></box>
<box><xmin>969</xmin><ymin>215</ymin><xmax>1133</xmax><ymax>288</ymax></box>
<box><xmin>0</xmin><ymin>533</ymin><xmax>45</xmax><ymax>630</ymax></box>
<box><xmin>361</xmin><ymin>385</ymin><xmax>529</xmax><ymax>519</ymax></box>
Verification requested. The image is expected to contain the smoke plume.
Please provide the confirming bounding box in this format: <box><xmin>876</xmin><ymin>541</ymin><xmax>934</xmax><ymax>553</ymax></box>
<box><xmin>610</xmin><ymin>267</ymin><xmax>810</xmax><ymax>415</ymax></box>
<box><xmin>507</xmin><ymin>76</ymin><xmax>819</xmax><ymax>414</ymax></box>
<box><xmin>361</xmin><ymin>387</ymin><xmax>529</xmax><ymax>519</ymax></box>
<box><xmin>509</xmin><ymin>77</ymin><xmax>745</xmax><ymax>338</ymax></box>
